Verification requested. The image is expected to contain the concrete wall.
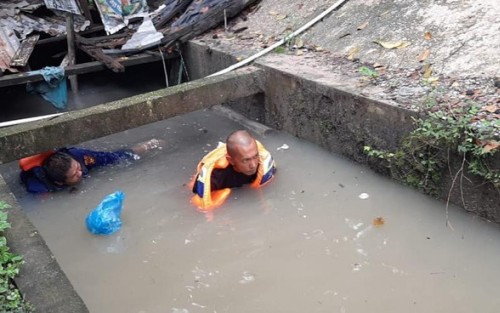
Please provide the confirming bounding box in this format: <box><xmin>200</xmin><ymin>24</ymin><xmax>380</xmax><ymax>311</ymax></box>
<box><xmin>0</xmin><ymin>177</ymin><xmax>89</xmax><ymax>313</ymax></box>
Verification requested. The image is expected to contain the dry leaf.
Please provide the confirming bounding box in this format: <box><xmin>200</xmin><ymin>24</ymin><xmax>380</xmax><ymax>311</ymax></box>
<box><xmin>314</xmin><ymin>46</ymin><xmax>324</xmax><ymax>52</ymax></box>
<box><xmin>482</xmin><ymin>141</ymin><xmax>500</xmax><ymax>153</ymax></box>
<box><xmin>357</xmin><ymin>21</ymin><xmax>369</xmax><ymax>30</ymax></box>
<box><xmin>269</xmin><ymin>10</ymin><xmax>278</xmax><ymax>15</ymax></box>
<box><xmin>347</xmin><ymin>46</ymin><xmax>360</xmax><ymax>60</ymax></box>
<box><xmin>482</xmin><ymin>104</ymin><xmax>499</xmax><ymax>113</ymax></box>
<box><xmin>375</xmin><ymin>66</ymin><xmax>387</xmax><ymax>74</ymax></box>
<box><xmin>295</xmin><ymin>50</ymin><xmax>304</xmax><ymax>56</ymax></box>
<box><xmin>373</xmin><ymin>63</ymin><xmax>384</xmax><ymax>68</ymax></box>
<box><xmin>398</xmin><ymin>41</ymin><xmax>411</xmax><ymax>49</ymax></box>
<box><xmin>295</xmin><ymin>38</ymin><xmax>304</xmax><ymax>48</ymax></box>
<box><xmin>423</xmin><ymin>64</ymin><xmax>432</xmax><ymax>78</ymax></box>
<box><xmin>372</xmin><ymin>217</ymin><xmax>385</xmax><ymax>228</ymax></box>
<box><xmin>417</xmin><ymin>49</ymin><xmax>430</xmax><ymax>62</ymax></box>
<box><xmin>373</xmin><ymin>40</ymin><xmax>411</xmax><ymax>49</ymax></box>
<box><xmin>424</xmin><ymin>31</ymin><xmax>432</xmax><ymax>40</ymax></box>
<box><xmin>276</xmin><ymin>14</ymin><xmax>287</xmax><ymax>20</ymax></box>
<box><xmin>427</xmin><ymin>76</ymin><xmax>439</xmax><ymax>83</ymax></box>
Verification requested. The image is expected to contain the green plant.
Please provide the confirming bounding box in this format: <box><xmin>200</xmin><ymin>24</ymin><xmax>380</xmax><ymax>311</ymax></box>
<box><xmin>358</xmin><ymin>66</ymin><xmax>379</xmax><ymax>78</ymax></box>
<box><xmin>364</xmin><ymin>103</ymin><xmax>500</xmax><ymax>198</ymax></box>
<box><xmin>274</xmin><ymin>46</ymin><xmax>286</xmax><ymax>54</ymax></box>
<box><xmin>0</xmin><ymin>201</ymin><xmax>31</xmax><ymax>312</ymax></box>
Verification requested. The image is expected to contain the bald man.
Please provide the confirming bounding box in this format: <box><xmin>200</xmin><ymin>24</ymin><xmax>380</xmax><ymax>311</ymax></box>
<box><xmin>191</xmin><ymin>130</ymin><xmax>276</xmax><ymax>210</ymax></box>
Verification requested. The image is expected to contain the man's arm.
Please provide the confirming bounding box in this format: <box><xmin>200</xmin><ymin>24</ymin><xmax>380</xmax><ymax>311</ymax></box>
<box><xmin>66</xmin><ymin>139</ymin><xmax>165</xmax><ymax>169</ymax></box>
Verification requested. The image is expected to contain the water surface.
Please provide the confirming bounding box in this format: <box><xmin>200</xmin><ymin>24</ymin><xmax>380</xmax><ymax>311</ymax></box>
<box><xmin>1</xmin><ymin>109</ymin><xmax>499</xmax><ymax>313</ymax></box>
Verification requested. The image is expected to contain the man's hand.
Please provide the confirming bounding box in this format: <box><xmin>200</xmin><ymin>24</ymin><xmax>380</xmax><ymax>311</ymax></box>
<box><xmin>132</xmin><ymin>138</ymin><xmax>166</xmax><ymax>155</ymax></box>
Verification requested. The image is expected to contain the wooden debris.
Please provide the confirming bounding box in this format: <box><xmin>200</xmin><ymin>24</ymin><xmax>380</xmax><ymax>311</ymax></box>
<box><xmin>10</xmin><ymin>35</ymin><xmax>39</xmax><ymax>67</ymax></box>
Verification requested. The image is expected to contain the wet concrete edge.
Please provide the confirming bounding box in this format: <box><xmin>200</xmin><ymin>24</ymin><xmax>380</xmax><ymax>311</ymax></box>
<box><xmin>0</xmin><ymin>66</ymin><xmax>264</xmax><ymax>164</ymax></box>
<box><xmin>0</xmin><ymin>175</ymin><xmax>89</xmax><ymax>313</ymax></box>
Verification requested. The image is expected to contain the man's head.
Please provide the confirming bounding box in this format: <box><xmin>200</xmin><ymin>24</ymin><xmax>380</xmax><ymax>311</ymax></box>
<box><xmin>226</xmin><ymin>130</ymin><xmax>259</xmax><ymax>176</ymax></box>
<box><xmin>43</xmin><ymin>152</ymin><xmax>83</xmax><ymax>185</ymax></box>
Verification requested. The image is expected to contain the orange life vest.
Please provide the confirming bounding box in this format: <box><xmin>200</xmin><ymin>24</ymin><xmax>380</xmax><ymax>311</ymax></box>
<box><xmin>191</xmin><ymin>141</ymin><xmax>275</xmax><ymax>211</ymax></box>
<box><xmin>19</xmin><ymin>150</ymin><xmax>55</xmax><ymax>171</ymax></box>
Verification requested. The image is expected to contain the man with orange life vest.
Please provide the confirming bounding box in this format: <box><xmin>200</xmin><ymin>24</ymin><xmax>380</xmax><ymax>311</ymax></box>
<box><xmin>192</xmin><ymin>130</ymin><xmax>276</xmax><ymax>210</ymax></box>
<box><xmin>20</xmin><ymin>138</ymin><xmax>164</xmax><ymax>193</ymax></box>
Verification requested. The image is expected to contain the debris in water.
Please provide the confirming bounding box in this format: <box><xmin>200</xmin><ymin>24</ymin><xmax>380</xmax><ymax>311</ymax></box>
<box><xmin>239</xmin><ymin>271</ymin><xmax>255</xmax><ymax>284</ymax></box>
<box><xmin>277</xmin><ymin>144</ymin><xmax>289</xmax><ymax>150</ymax></box>
<box><xmin>372</xmin><ymin>217</ymin><xmax>385</xmax><ymax>227</ymax></box>
<box><xmin>358</xmin><ymin>192</ymin><xmax>369</xmax><ymax>200</ymax></box>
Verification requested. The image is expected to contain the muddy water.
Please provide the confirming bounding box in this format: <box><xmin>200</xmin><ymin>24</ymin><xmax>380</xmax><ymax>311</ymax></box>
<box><xmin>2</xmin><ymin>109</ymin><xmax>500</xmax><ymax>313</ymax></box>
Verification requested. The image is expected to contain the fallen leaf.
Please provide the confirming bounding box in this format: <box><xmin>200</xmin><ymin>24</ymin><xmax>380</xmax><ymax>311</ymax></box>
<box><xmin>424</xmin><ymin>31</ymin><xmax>432</xmax><ymax>40</ymax></box>
<box><xmin>295</xmin><ymin>50</ymin><xmax>304</xmax><ymax>56</ymax></box>
<box><xmin>482</xmin><ymin>104</ymin><xmax>499</xmax><ymax>113</ymax></box>
<box><xmin>357</xmin><ymin>21</ymin><xmax>369</xmax><ymax>30</ymax></box>
<box><xmin>372</xmin><ymin>217</ymin><xmax>385</xmax><ymax>228</ymax></box>
<box><xmin>423</xmin><ymin>64</ymin><xmax>432</xmax><ymax>78</ymax></box>
<box><xmin>314</xmin><ymin>46</ymin><xmax>324</xmax><ymax>52</ymax></box>
<box><xmin>295</xmin><ymin>37</ymin><xmax>304</xmax><ymax>48</ymax></box>
<box><xmin>482</xmin><ymin>141</ymin><xmax>500</xmax><ymax>153</ymax></box>
<box><xmin>269</xmin><ymin>10</ymin><xmax>278</xmax><ymax>15</ymax></box>
<box><xmin>373</xmin><ymin>63</ymin><xmax>384</xmax><ymax>68</ymax></box>
<box><xmin>417</xmin><ymin>49</ymin><xmax>430</xmax><ymax>62</ymax></box>
<box><xmin>427</xmin><ymin>76</ymin><xmax>439</xmax><ymax>83</ymax></box>
<box><xmin>373</xmin><ymin>40</ymin><xmax>411</xmax><ymax>49</ymax></box>
<box><xmin>276</xmin><ymin>14</ymin><xmax>287</xmax><ymax>20</ymax></box>
<box><xmin>347</xmin><ymin>46</ymin><xmax>360</xmax><ymax>60</ymax></box>
<box><xmin>375</xmin><ymin>66</ymin><xmax>386</xmax><ymax>74</ymax></box>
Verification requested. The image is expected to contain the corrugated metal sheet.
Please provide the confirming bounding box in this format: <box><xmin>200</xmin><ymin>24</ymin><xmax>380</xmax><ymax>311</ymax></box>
<box><xmin>0</xmin><ymin>0</ymin><xmax>89</xmax><ymax>73</ymax></box>
<box><xmin>0</xmin><ymin>24</ymin><xmax>20</xmax><ymax>73</ymax></box>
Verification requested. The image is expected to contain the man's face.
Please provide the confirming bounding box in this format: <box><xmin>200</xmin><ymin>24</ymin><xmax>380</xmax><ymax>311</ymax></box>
<box><xmin>228</xmin><ymin>140</ymin><xmax>259</xmax><ymax>176</ymax></box>
<box><xmin>64</xmin><ymin>159</ymin><xmax>83</xmax><ymax>185</ymax></box>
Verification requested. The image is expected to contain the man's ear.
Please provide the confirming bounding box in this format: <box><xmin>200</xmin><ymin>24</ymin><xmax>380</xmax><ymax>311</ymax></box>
<box><xmin>226</xmin><ymin>155</ymin><xmax>234</xmax><ymax>165</ymax></box>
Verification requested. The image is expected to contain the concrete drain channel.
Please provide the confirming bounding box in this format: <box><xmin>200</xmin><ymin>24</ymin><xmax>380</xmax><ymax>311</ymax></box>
<box><xmin>0</xmin><ymin>42</ymin><xmax>499</xmax><ymax>312</ymax></box>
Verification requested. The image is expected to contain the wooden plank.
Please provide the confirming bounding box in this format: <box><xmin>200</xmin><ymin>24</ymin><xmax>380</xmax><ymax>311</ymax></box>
<box><xmin>66</xmin><ymin>14</ymin><xmax>78</xmax><ymax>93</ymax></box>
<box><xmin>0</xmin><ymin>52</ymin><xmax>178</xmax><ymax>88</ymax></box>
<box><xmin>77</xmin><ymin>44</ymin><xmax>124</xmax><ymax>72</ymax></box>
<box><xmin>10</xmin><ymin>35</ymin><xmax>40</xmax><ymax>67</ymax></box>
<box><xmin>77</xmin><ymin>0</ymin><xmax>93</xmax><ymax>24</ymax></box>
<box><xmin>36</xmin><ymin>25</ymin><xmax>104</xmax><ymax>46</ymax></box>
<box><xmin>0</xmin><ymin>66</ymin><xmax>264</xmax><ymax>163</ymax></box>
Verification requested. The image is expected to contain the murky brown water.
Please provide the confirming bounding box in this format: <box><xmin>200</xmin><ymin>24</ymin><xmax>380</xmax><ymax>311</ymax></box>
<box><xmin>2</xmin><ymin>109</ymin><xmax>500</xmax><ymax>313</ymax></box>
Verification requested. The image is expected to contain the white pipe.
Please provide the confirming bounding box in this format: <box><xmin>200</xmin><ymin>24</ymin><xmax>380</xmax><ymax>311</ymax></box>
<box><xmin>0</xmin><ymin>113</ymin><xmax>64</xmax><ymax>128</ymax></box>
<box><xmin>208</xmin><ymin>0</ymin><xmax>350</xmax><ymax>77</ymax></box>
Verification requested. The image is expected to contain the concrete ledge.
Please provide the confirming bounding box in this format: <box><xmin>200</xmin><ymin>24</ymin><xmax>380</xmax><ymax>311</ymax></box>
<box><xmin>0</xmin><ymin>66</ymin><xmax>264</xmax><ymax>164</ymax></box>
<box><xmin>0</xmin><ymin>176</ymin><xmax>89</xmax><ymax>313</ymax></box>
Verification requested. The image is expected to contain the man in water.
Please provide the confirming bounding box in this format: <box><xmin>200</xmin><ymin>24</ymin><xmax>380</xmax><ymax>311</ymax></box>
<box><xmin>191</xmin><ymin>130</ymin><xmax>276</xmax><ymax>210</ymax></box>
<box><xmin>20</xmin><ymin>138</ymin><xmax>164</xmax><ymax>193</ymax></box>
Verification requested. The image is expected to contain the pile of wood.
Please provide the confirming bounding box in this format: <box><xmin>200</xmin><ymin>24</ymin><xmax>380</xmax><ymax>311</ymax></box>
<box><xmin>0</xmin><ymin>0</ymin><xmax>259</xmax><ymax>87</ymax></box>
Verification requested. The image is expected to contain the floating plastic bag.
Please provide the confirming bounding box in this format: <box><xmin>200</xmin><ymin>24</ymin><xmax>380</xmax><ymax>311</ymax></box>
<box><xmin>86</xmin><ymin>191</ymin><xmax>125</xmax><ymax>235</ymax></box>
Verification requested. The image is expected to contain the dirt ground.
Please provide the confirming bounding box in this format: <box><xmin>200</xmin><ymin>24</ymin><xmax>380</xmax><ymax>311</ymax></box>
<box><xmin>195</xmin><ymin>0</ymin><xmax>499</xmax><ymax>121</ymax></box>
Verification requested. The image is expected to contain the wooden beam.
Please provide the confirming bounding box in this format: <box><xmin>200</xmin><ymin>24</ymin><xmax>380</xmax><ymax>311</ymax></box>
<box><xmin>0</xmin><ymin>66</ymin><xmax>264</xmax><ymax>163</ymax></box>
<box><xmin>66</xmin><ymin>13</ymin><xmax>78</xmax><ymax>93</ymax></box>
<box><xmin>0</xmin><ymin>52</ymin><xmax>178</xmax><ymax>88</ymax></box>
<box><xmin>10</xmin><ymin>35</ymin><xmax>40</xmax><ymax>67</ymax></box>
<box><xmin>36</xmin><ymin>26</ymin><xmax>105</xmax><ymax>46</ymax></box>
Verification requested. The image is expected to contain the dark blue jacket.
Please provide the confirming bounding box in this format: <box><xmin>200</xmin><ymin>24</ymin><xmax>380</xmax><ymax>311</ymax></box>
<box><xmin>20</xmin><ymin>147</ymin><xmax>135</xmax><ymax>193</ymax></box>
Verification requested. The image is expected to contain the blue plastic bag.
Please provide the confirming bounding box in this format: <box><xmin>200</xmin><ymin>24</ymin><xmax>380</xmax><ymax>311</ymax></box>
<box><xmin>86</xmin><ymin>191</ymin><xmax>125</xmax><ymax>235</ymax></box>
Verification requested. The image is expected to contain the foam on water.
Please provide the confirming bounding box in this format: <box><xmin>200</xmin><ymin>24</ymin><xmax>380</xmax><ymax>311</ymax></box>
<box><xmin>1</xmin><ymin>109</ymin><xmax>500</xmax><ymax>313</ymax></box>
